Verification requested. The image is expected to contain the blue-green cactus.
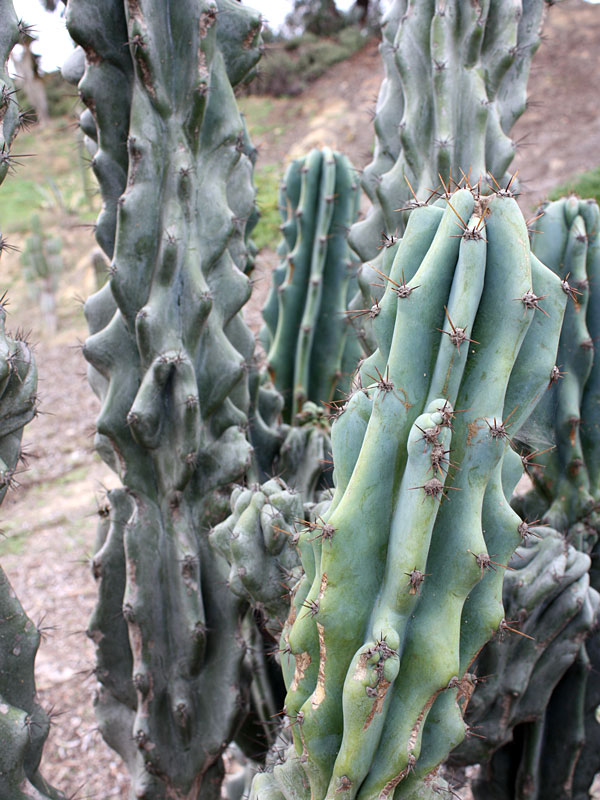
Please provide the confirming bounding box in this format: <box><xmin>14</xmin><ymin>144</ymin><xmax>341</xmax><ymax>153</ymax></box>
<box><xmin>250</xmin><ymin>185</ymin><xmax>566</xmax><ymax>800</ymax></box>
<box><xmin>261</xmin><ymin>148</ymin><xmax>362</xmax><ymax>422</ymax></box>
<box><xmin>350</xmin><ymin>0</ymin><xmax>558</xmax><ymax>262</ymax></box>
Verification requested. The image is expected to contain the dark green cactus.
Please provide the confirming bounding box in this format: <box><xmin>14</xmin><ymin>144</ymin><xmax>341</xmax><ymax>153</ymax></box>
<box><xmin>0</xmin><ymin>3</ymin><xmax>64</xmax><ymax>795</ymax></box>
<box><xmin>261</xmin><ymin>147</ymin><xmax>362</xmax><ymax>422</ymax></box>
<box><xmin>67</xmin><ymin>2</ymin><xmax>266</xmax><ymax>797</ymax></box>
<box><xmin>350</xmin><ymin>0</ymin><xmax>554</xmax><ymax>262</ymax></box>
<box><xmin>450</xmin><ymin>526</ymin><xmax>598</xmax><ymax>768</ymax></box>
<box><xmin>250</xmin><ymin>185</ymin><xmax>566</xmax><ymax>800</ymax></box>
<box><xmin>0</xmin><ymin>310</ymin><xmax>66</xmax><ymax>800</ymax></box>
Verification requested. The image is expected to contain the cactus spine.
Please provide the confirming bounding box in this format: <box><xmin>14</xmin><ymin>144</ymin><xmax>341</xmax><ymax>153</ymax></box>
<box><xmin>251</xmin><ymin>185</ymin><xmax>566</xmax><ymax>800</ymax></box>
<box><xmin>350</xmin><ymin>0</ymin><xmax>552</xmax><ymax>262</ymax></box>
<box><xmin>261</xmin><ymin>148</ymin><xmax>362</xmax><ymax>422</ymax></box>
<box><xmin>67</xmin><ymin>2</ymin><xmax>265</xmax><ymax>797</ymax></box>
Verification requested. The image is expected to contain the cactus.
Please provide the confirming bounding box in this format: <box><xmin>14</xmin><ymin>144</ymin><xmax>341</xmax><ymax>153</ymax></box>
<box><xmin>261</xmin><ymin>148</ymin><xmax>362</xmax><ymax>422</ymax></box>
<box><xmin>250</xmin><ymin>185</ymin><xmax>566</xmax><ymax>800</ymax></box>
<box><xmin>464</xmin><ymin>195</ymin><xmax>600</xmax><ymax>800</ymax></box>
<box><xmin>20</xmin><ymin>215</ymin><xmax>63</xmax><ymax>333</ymax></box>
<box><xmin>0</xmin><ymin>2</ymin><xmax>65</xmax><ymax>795</ymax></box>
<box><xmin>350</xmin><ymin>0</ymin><xmax>554</xmax><ymax>262</ymax></box>
<box><xmin>66</xmin><ymin>1</ymin><xmax>267</xmax><ymax>797</ymax></box>
<box><xmin>515</xmin><ymin>195</ymin><xmax>600</xmax><ymax>544</ymax></box>
<box><xmin>0</xmin><ymin>309</ymin><xmax>66</xmax><ymax>800</ymax></box>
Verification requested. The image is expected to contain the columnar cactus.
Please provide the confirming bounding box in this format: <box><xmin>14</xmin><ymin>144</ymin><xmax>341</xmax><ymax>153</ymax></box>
<box><xmin>0</xmin><ymin>311</ymin><xmax>66</xmax><ymax>800</ymax></box>
<box><xmin>251</xmin><ymin>186</ymin><xmax>566</xmax><ymax>800</ymax></box>
<box><xmin>458</xmin><ymin>195</ymin><xmax>600</xmax><ymax>800</ymax></box>
<box><xmin>67</xmin><ymin>2</ymin><xmax>265</xmax><ymax>798</ymax></box>
<box><xmin>350</xmin><ymin>0</ymin><xmax>555</xmax><ymax>262</ymax></box>
<box><xmin>451</xmin><ymin>527</ymin><xmax>598</xmax><ymax>767</ymax></box>
<box><xmin>261</xmin><ymin>148</ymin><xmax>362</xmax><ymax>422</ymax></box>
<box><xmin>0</xmin><ymin>2</ymin><xmax>64</xmax><ymax>795</ymax></box>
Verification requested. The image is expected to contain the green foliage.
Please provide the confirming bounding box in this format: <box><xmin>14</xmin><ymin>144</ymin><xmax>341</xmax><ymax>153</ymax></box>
<box><xmin>549</xmin><ymin>165</ymin><xmax>600</xmax><ymax>208</ymax></box>
<box><xmin>253</xmin><ymin>163</ymin><xmax>281</xmax><ymax>251</ymax></box>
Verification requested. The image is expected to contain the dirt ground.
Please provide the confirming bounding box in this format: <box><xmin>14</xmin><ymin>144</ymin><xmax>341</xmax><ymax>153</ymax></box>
<box><xmin>1</xmin><ymin>0</ymin><xmax>600</xmax><ymax>796</ymax></box>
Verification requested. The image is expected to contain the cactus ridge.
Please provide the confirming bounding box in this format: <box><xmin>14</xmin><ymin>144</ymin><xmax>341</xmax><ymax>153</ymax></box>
<box><xmin>250</xmin><ymin>183</ymin><xmax>566</xmax><ymax>800</ymax></box>
<box><xmin>350</xmin><ymin>0</ymin><xmax>551</xmax><ymax>262</ymax></box>
<box><xmin>261</xmin><ymin>148</ymin><xmax>362</xmax><ymax>423</ymax></box>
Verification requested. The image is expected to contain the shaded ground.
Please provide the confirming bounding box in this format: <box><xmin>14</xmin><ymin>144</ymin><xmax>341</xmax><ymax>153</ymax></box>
<box><xmin>1</xmin><ymin>1</ymin><xmax>600</xmax><ymax>796</ymax></box>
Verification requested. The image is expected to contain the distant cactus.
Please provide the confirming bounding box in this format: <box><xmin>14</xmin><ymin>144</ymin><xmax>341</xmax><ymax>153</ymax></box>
<box><xmin>261</xmin><ymin>148</ymin><xmax>362</xmax><ymax>422</ymax></box>
<box><xmin>20</xmin><ymin>215</ymin><xmax>62</xmax><ymax>332</ymax></box>
<box><xmin>350</xmin><ymin>0</ymin><xmax>553</xmax><ymax>262</ymax></box>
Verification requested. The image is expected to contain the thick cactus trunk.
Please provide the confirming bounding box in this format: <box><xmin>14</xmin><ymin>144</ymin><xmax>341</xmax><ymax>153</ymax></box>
<box><xmin>67</xmin><ymin>2</ymin><xmax>265</xmax><ymax>797</ymax></box>
<box><xmin>250</xmin><ymin>185</ymin><xmax>566</xmax><ymax>800</ymax></box>
<box><xmin>350</xmin><ymin>0</ymin><xmax>553</xmax><ymax>262</ymax></box>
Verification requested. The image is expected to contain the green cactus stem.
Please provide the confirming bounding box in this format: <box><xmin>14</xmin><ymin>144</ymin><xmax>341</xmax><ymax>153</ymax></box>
<box><xmin>0</xmin><ymin>2</ymin><xmax>65</xmax><ymax>795</ymax></box>
<box><xmin>20</xmin><ymin>215</ymin><xmax>63</xmax><ymax>333</ymax></box>
<box><xmin>261</xmin><ymin>148</ymin><xmax>362</xmax><ymax>422</ymax></box>
<box><xmin>451</xmin><ymin>527</ymin><xmax>598</xmax><ymax>769</ymax></box>
<box><xmin>250</xmin><ymin>185</ymin><xmax>566</xmax><ymax>800</ymax></box>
